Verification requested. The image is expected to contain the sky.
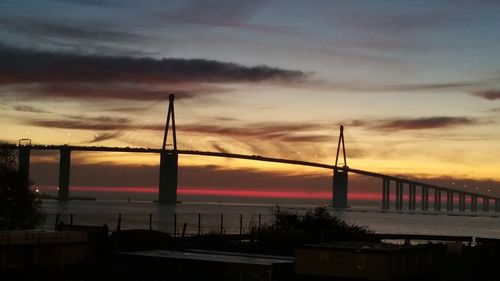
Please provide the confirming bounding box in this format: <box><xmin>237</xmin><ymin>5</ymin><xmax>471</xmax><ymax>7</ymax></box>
<box><xmin>1</xmin><ymin>0</ymin><xmax>500</xmax><ymax>200</ymax></box>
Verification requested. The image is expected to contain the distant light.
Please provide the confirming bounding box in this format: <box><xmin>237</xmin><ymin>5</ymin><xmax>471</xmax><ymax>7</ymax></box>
<box><xmin>35</xmin><ymin>187</ymin><xmax>39</xmax><ymax>193</ymax></box>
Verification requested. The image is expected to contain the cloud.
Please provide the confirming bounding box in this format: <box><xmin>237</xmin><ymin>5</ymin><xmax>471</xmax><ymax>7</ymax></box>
<box><xmin>279</xmin><ymin>135</ymin><xmax>333</xmax><ymax>143</ymax></box>
<box><xmin>486</xmin><ymin>107</ymin><xmax>500</xmax><ymax>113</ymax></box>
<box><xmin>30</xmin><ymin>83</ymin><xmax>222</xmax><ymax>101</ymax></box>
<box><xmin>161</xmin><ymin>0</ymin><xmax>284</xmax><ymax>33</ymax></box>
<box><xmin>88</xmin><ymin>132</ymin><xmax>122</xmax><ymax>143</ymax></box>
<box><xmin>179</xmin><ymin>122</ymin><xmax>332</xmax><ymax>143</ymax></box>
<box><xmin>472</xmin><ymin>90</ymin><xmax>500</xmax><ymax>100</ymax></box>
<box><xmin>23</xmin><ymin>116</ymin><xmax>334</xmax><ymax>147</ymax></box>
<box><xmin>309</xmin><ymin>79</ymin><xmax>486</xmax><ymax>94</ymax></box>
<box><xmin>378</xmin><ymin>82</ymin><xmax>480</xmax><ymax>92</ymax></box>
<box><xmin>170</xmin><ymin>1</ymin><xmax>259</xmax><ymax>25</ymax></box>
<box><xmin>348</xmin><ymin>117</ymin><xmax>479</xmax><ymax>131</ymax></box>
<box><xmin>28</xmin><ymin>118</ymin><xmax>334</xmax><ymax>143</ymax></box>
<box><xmin>342</xmin><ymin>81</ymin><xmax>482</xmax><ymax>93</ymax></box>
<box><xmin>0</xmin><ymin>44</ymin><xmax>307</xmax><ymax>86</ymax></box>
<box><xmin>13</xmin><ymin>105</ymin><xmax>52</xmax><ymax>113</ymax></box>
<box><xmin>0</xmin><ymin>17</ymin><xmax>146</xmax><ymax>44</ymax></box>
<box><xmin>50</xmin><ymin>0</ymin><xmax>107</xmax><ymax>6</ymax></box>
<box><xmin>26</xmin><ymin>114</ymin><xmax>134</xmax><ymax>131</ymax></box>
<box><xmin>331</xmin><ymin>2</ymin><xmax>493</xmax><ymax>35</ymax></box>
<box><xmin>210</xmin><ymin>143</ymin><xmax>231</xmax><ymax>154</ymax></box>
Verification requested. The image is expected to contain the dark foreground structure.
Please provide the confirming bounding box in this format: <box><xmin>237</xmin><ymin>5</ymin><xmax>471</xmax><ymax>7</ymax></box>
<box><xmin>114</xmin><ymin>249</ymin><xmax>294</xmax><ymax>281</ymax></box>
<box><xmin>3</xmin><ymin>226</ymin><xmax>500</xmax><ymax>281</ymax></box>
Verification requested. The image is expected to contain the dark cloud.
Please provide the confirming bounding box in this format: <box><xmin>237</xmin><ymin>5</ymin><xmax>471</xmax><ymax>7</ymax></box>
<box><xmin>377</xmin><ymin>117</ymin><xmax>477</xmax><ymax>130</ymax></box>
<box><xmin>0</xmin><ymin>44</ymin><xmax>307</xmax><ymax>86</ymax></box>
<box><xmin>210</xmin><ymin>143</ymin><xmax>231</xmax><ymax>154</ymax></box>
<box><xmin>348</xmin><ymin>117</ymin><xmax>479</xmax><ymax>131</ymax></box>
<box><xmin>66</xmin><ymin>114</ymin><xmax>129</xmax><ymax>124</ymax></box>
<box><xmin>13</xmin><ymin>105</ymin><xmax>51</xmax><ymax>113</ymax></box>
<box><xmin>279</xmin><ymin>135</ymin><xmax>332</xmax><ymax>143</ymax></box>
<box><xmin>26</xmin><ymin>114</ymin><xmax>135</xmax><ymax>131</ymax></box>
<box><xmin>472</xmin><ymin>90</ymin><xmax>500</xmax><ymax>100</ymax></box>
<box><xmin>88</xmin><ymin>132</ymin><xmax>122</xmax><ymax>143</ymax></box>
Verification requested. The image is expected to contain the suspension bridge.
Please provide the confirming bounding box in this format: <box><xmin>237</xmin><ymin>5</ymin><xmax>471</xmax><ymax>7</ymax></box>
<box><xmin>2</xmin><ymin>94</ymin><xmax>499</xmax><ymax>212</ymax></box>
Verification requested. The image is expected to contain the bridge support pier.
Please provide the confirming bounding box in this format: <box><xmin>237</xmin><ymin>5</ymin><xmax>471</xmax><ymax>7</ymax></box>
<box><xmin>458</xmin><ymin>193</ymin><xmax>466</xmax><ymax>212</ymax></box>
<box><xmin>18</xmin><ymin>147</ymin><xmax>31</xmax><ymax>180</ymax></box>
<box><xmin>434</xmin><ymin>189</ymin><xmax>441</xmax><ymax>211</ymax></box>
<box><xmin>408</xmin><ymin>183</ymin><xmax>416</xmax><ymax>210</ymax></box>
<box><xmin>483</xmin><ymin>197</ymin><xmax>489</xmax><ymax>212</ymax></box>
<box><xmin>471</xmin><ymin>195</ymin><xmax>478</xmax><ymax>212</ymax></box>
<box><xmin>158</xmin><ymin>151</ymin><xmax>178</xmax><ymax>204</ymax></box>
<box><xmin>332</xmin><ymin>168</ymin><xmax>348</xmax><ymax>208</ymax></box>
<box><xmin>400</xmin><ymin>183</ymin><xmax>405</xmax><ymax>209</ymax></box>
<box><xmin>446</xmin><ymin>191</ymin><xmax>454</xmax><ymax>211</ymax></box>
<box><xmin>58</xmin><ymin>147</ymin><xmax>71</xmax><ymax>201</ymax></box>
<box><xmin>382</xmin><ymin>178</ymin><xmax>390</xmax><ymax>209</ymax></box>
<box><xmin>421</xmin><ymin>186</ymin><xmax>429</xmax><ymax>211</ymax></box>
<box><xmin>395</xmin><ymin>182</ymin><xmax>403</xmax><ymax>210</ymax></box>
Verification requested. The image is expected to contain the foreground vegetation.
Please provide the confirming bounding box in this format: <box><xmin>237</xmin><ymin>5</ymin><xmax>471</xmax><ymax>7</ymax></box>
<box><xmin>0</xmin><ymin>147</ymin><xmax>44</xmax><ymax>230</ymax></box>
<box><xmin>167</xmin><ymin>206</ymin><xmax>373</xmax><ymax>255</ymax></box>
<box><xmin>252</xmin><ymin>206</ymin><xmax>373</xmax><ymax>255</ymax></box>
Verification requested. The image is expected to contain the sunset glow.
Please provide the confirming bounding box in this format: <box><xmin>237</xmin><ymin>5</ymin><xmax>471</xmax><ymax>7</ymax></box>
<box><xmin>2</xmin><ymin>1</ymin><xmax>500</xmax><ymax>199</ymax></box>
<box><xmin>64</xmin><ymin>186</ymin><xmax>380</xmax><ymax>201</ymax></box>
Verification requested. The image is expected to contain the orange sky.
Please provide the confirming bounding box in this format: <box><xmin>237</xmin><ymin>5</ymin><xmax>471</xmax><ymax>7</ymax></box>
<box><xmin>1</xmin><ymin>1</ymin><xmax>500</xmax><ymax>200</ymax></box>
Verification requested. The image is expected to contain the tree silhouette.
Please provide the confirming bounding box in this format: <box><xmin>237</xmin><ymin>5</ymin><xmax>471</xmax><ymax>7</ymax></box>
<box><xmin>0</xmin><ymin>147</ymin><xmax>44</xmax><ymax>230</ymax></box>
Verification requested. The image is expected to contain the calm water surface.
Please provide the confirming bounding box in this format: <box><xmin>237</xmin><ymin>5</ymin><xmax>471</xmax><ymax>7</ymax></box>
<box><xmin>40</xmin><ymin>199</ymin><xmax>500</xmax><ymax>239</ymax></box>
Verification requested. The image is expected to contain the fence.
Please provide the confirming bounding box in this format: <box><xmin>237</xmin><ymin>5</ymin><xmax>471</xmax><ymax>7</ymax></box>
<box><xmin>43</xmin><ymin>212</ymin><xmax>275</xmax><ymax>236</ymax></box>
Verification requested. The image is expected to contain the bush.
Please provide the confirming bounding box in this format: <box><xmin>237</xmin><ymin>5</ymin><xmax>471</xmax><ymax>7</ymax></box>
<box><xmin>0</xmin><ymin>147</ymin><xmax>44</xmax><ymax>230</ymax></box>
<box><xmin>254</xmin><ymin>206</ymin><xmax>372</xmax><ymax>255</ymax></box>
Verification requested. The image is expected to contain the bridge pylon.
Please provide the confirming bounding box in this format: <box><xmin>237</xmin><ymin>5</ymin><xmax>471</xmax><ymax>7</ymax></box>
<box><xmin>18</xmin><ymin>146</ymin><xmax>31</xmax><ymax>181</ymax></box>
<box><xmin>159</xmin><ymin>93</ymin><xmax>179</xmax><ymax>204</ymax></box>
<box><xmin>332</xmin><ymin>125</ymin><xmax>348</xmax><ymax>208</ymax></box>
<box><xmin>57</xmin><ymin>146</ymin><xmax>71</xmax><ymax>201</ymax></box>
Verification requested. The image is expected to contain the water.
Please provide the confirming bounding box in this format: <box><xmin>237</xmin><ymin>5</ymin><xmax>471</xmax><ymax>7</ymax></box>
<box><xmin>40</xmin><ymin>199</ymin><xmax>500</xmax><ymax>239</ymax></box>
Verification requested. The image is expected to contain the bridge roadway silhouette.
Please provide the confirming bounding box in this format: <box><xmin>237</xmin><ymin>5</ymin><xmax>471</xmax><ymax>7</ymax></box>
<box><xmin>3</xmin><ymin>143</ymin><xmax>500</xmax><ymax>213</ymax></box>
<box><xmin>5</xmin><ymin>94</ymin><xmax>500</xmax><ymax>212</ymax></box>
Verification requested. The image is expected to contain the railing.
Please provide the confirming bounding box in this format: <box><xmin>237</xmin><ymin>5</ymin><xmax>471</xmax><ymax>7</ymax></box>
<box><xmin>43</xmin><ymin>212</ymin><xmax>275</xmax><ymax>236</ymax></box>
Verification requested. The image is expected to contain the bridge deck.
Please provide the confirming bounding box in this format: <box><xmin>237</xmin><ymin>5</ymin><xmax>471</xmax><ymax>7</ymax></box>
<box><xmin>1</xmin><ymin>144</ymin><xmax>497</xmax><ymax>200</ymax></box>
